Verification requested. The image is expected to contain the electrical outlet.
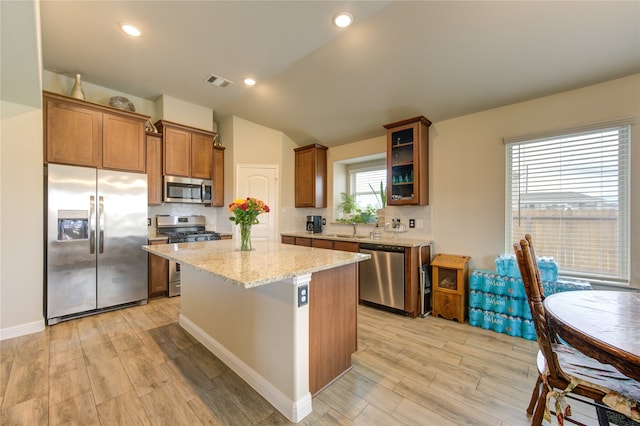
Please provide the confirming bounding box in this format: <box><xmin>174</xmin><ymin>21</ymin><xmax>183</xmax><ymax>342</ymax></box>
<box><xmin>322</xmin><ymin>218</ymin><xmax>326</xmax><ymax>225</ymax></box>
<box><xmin>409</xmin><ymin>219</ymin><xmax>415</xmax><ymax>228</ymax></box>
<box><xmin>147</xmin><ymin>218</ymin><xmax>151</xmax><ymax>226</ymax></box>
<box><xmin>298</xmin><ymin>284</ymin><xmax>309</xmax><ymax>307</ymax></box>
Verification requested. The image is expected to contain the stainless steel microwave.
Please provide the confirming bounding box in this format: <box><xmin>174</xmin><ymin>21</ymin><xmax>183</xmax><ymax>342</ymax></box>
<box><xmin>164</xmin><ymin>176</ymin><xmax>212</xmax><ymax>204</ymax></box>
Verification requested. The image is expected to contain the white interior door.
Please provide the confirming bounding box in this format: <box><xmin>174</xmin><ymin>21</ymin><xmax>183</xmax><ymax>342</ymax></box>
<box><xmin>236</xmin><ymin>164</ymin><xmax>278</xmax><ymax>241</ymax></box>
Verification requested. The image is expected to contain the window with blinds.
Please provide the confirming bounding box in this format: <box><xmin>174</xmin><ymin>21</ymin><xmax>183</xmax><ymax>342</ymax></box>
<box><xmin>505</xmin><ymin>121</ymin><xmax>631</xmax><ymax>285</ymax></box>
<box><xmin>349</xmin><ymin>166</ymin><xmax>387</xmax><ymax>211</ymax></box>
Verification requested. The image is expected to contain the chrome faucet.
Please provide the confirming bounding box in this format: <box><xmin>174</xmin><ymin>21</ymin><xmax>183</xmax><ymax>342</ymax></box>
<box><xmin>351</xmin><ymin>222</ymin><xmax>357</xmax><ymax>237</ymax></box>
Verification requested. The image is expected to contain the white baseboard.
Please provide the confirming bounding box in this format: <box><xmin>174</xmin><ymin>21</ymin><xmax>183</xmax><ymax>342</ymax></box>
<box><xmin>0</xmin><ymin>319</ymin><xmax>45</xmax><ymax>340</ymax></box>
<box><xmin>179</xmin><ymin>313</ymin><xmax>312</xmax><ymax>423</ymax></box>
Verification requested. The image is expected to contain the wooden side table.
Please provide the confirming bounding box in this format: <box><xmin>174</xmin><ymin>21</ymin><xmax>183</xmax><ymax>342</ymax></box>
<box><xmin>431</xmin><ymin>254</ymin><xmax>470</xmax><ymax>323</ymax></box>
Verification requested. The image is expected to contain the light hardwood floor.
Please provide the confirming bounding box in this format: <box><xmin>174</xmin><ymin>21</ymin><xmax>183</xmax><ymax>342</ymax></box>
<box><xmin>0</xmin><ymin>297</ymin><xmax>599</xmax><ymax>425</ymax></box>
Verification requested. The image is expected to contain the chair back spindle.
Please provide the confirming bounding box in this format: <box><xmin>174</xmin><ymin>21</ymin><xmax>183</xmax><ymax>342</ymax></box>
<box><xmin>514</xmin><ymin>237</ymin><xmax>569</xmax><ymax>384</ymax></box>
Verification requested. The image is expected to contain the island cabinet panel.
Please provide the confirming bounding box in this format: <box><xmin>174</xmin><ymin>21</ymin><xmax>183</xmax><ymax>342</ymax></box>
<box><xmin>44</xmin><ymin>92</ymin><xmax>148</xmax><ymax>172</ymax></box>
<box><xmin>295</xmin><ymin>144</ymin><xmax>328</xmax><ymax>208</ymax></box>
<box><xmin>309</xmin><ymin>263</ymin><xmax>358</xmax><ymax>394</ymax></box>
<box><xmin>146</xmin><ymin>133</ymin><xmax>163</xmax><ymax>205</ymax></box>
<box><xmin>102</xmin><ymin>113</ymin><xmax>146</xmax><ymax>172</ymax></box>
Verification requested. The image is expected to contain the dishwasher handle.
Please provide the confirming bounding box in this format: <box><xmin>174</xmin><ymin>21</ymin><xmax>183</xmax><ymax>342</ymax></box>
<box><xmin>359</xmin><ymin>243</ymin><xmax>404</xmax><ymax>253</ymax></box>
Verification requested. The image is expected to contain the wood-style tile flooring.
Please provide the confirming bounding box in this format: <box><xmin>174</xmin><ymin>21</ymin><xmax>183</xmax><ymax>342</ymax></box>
<box><xmin>0</xmin><ymin>297</ymin><xmax>599</xmax><ymax>425</ymax></box>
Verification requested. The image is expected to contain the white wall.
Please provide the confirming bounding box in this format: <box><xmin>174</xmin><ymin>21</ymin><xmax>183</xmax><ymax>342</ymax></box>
<box><xmin>431</xmin><ymin>74</ymin><xmax>640</xmax><ymax>287</ymax></box>
<box><xmin>0</xmin><ymin>102</ymin><xmax>45</xmax><ymax>337</ymax></box>
<box><xmin>0</xmin><ymin>0</ymin><xmax>45</xmax><ymax>338</ymax></box>
<box><xmin>219</xmin><ymin>116</ymin><xmax>301</xmax><ymax>236</ymax></box>
<box><xmin>43</xmin><ymin>70</ymin><xmax>158</xmax><ymax>120</ymax></box>
<box><xmin>157</xmin><ymin>94</ymin><xmax>214</xmax><ymax>131</ymax></box>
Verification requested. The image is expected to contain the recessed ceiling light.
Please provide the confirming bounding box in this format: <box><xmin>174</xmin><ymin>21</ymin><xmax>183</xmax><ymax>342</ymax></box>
<box><xmin>333</xmin><ymin>12</ymin><xmax>353</xmax><ymax>28</ymax></box>
<box><xmin>120</xmin><ymin>23</ymin><xmax>142</xmax><ymax>37</ymax></box>
<box><xmin>243</xmin><ymin>78</ymin><xmax>256</xmax><ymax>86</ymax></box>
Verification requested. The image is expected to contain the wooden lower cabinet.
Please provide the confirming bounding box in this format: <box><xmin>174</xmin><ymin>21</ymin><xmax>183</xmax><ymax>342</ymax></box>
<box><xmin>333</xmin><ymin>241</ymin><xmax>359</xmax><ymax>253</ymax></box>
<box><xmin>309</xmin><ymin>263</ymin><xmax>357</xmax><ymax>394</ymax></box>
<box><xmin>311</xmin><ymin>239</ymin><xmax>333</xmax><ymax>249</ymax></box>
<box><xmin>148</xmin><ymin>241</ymin><xmax>169</xmax><ymax>298</ymax></box>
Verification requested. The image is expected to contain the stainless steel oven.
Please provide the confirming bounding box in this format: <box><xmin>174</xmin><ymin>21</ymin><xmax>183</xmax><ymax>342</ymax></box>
<box><xmin>156</xmin><ymin>215</ymin><xmax>220</xmax><ymax>296</ymax></box>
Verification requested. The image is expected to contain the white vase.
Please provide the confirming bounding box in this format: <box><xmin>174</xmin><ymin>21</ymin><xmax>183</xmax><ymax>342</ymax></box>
<box><xmin>70</xmin><ymin>73</ymin><xmax>85</xmax><ymax>100</ymax></box>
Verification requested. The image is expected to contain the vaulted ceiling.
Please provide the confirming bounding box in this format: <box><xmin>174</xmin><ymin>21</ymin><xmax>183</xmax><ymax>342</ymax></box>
<box><xmin>39</xmin><ymin>1</ymin><xmax>640</xmax><ymax>146</ymax></box>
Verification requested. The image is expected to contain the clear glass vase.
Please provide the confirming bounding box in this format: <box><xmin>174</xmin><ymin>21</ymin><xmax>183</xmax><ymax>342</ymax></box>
<box><xmin>238</xmin><ymin>222</ymin><xmax>252</xmax><ymax>251</ymax></box>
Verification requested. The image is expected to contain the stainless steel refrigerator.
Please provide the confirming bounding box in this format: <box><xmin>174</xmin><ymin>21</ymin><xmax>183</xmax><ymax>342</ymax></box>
<box><xmin>46</xmin><ymin>164</ymin><xmax>148</xmax><ymax>325</ymax></box>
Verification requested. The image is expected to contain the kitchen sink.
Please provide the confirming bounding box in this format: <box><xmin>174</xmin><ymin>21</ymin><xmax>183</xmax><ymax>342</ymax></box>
<box><xmin>326</xmin><ymin>234</ymin><xmax>370</xmax><ymax>239</ymax></box>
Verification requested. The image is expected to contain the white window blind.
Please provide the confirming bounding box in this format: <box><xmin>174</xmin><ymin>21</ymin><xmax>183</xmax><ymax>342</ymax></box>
<box><xmin>350</xmin><ymin>167</ymin><xmax>387</xmax><ymax>211</ymax></box>
<box><xmin>505</xmin><ymin>122</ymin><xmax>631</xmax><ymax>285</ymax></box>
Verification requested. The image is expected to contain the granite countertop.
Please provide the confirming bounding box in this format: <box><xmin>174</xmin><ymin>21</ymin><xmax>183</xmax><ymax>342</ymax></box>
<box><xmin>281</xmin><ymin>231</ymin><xmax>432</xmax><ymax>248</ymax></box>
<box><xmin>143</xmin><ymin>239</ymin><xmax>370</xmax><ymax>289</ymax></box>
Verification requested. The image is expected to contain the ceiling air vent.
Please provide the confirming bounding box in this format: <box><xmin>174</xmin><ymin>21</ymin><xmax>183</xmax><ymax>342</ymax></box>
<box><xmin>205</xmin><ymin>74</ymin><xmax>233</xmax><ymax>88</ymax></box>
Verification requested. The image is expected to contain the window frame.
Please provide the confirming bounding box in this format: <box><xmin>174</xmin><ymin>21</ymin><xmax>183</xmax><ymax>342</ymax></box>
<box><xmin>504</xmin><ymin>119</ymin><xmax>632</xmax><ymax>286</ymax></box>
<box><xmin>347</xmin><ymin>162</ymin><xmax>387</xmax><ymax>212</ymax></box>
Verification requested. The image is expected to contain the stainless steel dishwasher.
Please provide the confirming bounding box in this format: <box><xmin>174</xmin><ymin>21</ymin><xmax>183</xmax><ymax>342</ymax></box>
<box><xmin>359</xmin><ymin>243</ymin><xmax>405</xmax><ymax>311</ymax></box>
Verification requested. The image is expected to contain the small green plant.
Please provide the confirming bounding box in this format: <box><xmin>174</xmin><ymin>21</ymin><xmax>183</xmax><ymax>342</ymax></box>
<box><xmin>337</xmin><ymin>192</ymin><xmax>357</xmax><ymax>215</ymax></box>
<box><xmin>368</xmin><ymin>181</ymin><xmax>387</xmax><ymax>209</ymax></box>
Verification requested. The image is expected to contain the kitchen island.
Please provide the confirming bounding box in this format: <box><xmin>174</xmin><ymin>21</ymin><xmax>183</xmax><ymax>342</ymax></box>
<box><xmin>142</xmin><ymin>239</ymin><xmax>369</xmax><ymax>423</ymax></box>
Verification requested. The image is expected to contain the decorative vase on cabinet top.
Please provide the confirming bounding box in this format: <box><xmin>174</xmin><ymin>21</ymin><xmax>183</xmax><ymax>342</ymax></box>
<box><xmin>70</xmin><ymin>73</ymin><xmax>85</xmax><ymax>100</ymax></box>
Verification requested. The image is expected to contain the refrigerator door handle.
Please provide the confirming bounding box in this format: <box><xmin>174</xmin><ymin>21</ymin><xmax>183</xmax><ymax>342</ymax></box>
<box><xmin>98</xmin><ymin>195</ymin><xmax>105</xmax><ymax>254</ymax></box>
<box><xmin>89</xmin><ymin>195</ymin><xmax>96</xmax><ymax>254</ymax></box>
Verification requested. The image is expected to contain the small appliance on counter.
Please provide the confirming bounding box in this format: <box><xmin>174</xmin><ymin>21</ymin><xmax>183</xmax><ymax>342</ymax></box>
<box><xmin>306</xmin><ymin>215</ymin><xmax>323</xmax><ymax>233</ymax></box>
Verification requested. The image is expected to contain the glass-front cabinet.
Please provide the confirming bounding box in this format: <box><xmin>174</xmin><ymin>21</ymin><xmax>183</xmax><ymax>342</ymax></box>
<box><xmin>384</xmin><ymin>116</ymin><xmax>431</xmax><ymax>206</ymax></box>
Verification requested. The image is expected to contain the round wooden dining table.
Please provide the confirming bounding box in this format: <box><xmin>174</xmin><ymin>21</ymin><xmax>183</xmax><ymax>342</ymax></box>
<box><xmin>544</xmin><ymin>290</ymin><xmax>640</xmax><ymax>382</ymax></box>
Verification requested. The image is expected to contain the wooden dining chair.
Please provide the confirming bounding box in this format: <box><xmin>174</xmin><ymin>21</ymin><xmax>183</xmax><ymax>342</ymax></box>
<box><xmin>514</xmin><ymin>235</ymin><xmax>640</xmax><ymax>425</ymax></box>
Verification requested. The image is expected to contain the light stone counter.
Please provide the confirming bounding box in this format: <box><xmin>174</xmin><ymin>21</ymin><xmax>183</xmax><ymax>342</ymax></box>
<box><xmin>143</xmin><ymin>239</ymin><xmax>369</xmax><ymax>289</ymax></box>
<box><xmin>281</xmin><ymin>231</ymin><xmax>432</xmax><ymax>248</ymax></box>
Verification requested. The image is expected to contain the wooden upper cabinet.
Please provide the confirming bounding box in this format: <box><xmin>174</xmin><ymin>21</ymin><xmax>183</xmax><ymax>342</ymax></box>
<box><xmin>45</xmin><ymin>95</ymin><xmax>102</xmax><ymax>167</ymax></box>
<box><xmin>212</xmin><ymin>146</ymin><xmax>225</xmax><ymax>207</ymax></box>
<box><xmin>191</xmin><ymin>132</ymin><xmax>213</xmax><ymax>179</ymax></box>
<box><xmin>156</xmin><ymin>120</ymin><xmax>215</xmax><ymax>180</ymax></box>
<box><xmin>294</xmin><ymin>144</ymin><xmax>328</xmax><ymax>208</ymax></box>
<box><xmin>162</xmin><ymin>125</ymin><xmax>191</xmax><ymax>177</ymax></box>
<box><xmin>102</xmin><ymin>113</ymin><xmax>146</xmax><ymax>172</ymax></box>
<box><xmin>146</xmin><ymin>133</ymin><xmax>163</xmax><ymax>205</ymax></box>
<box><xmin>43</xmin><ymin>91</ymin><xmax>148</xmax><ymax>172</ymax></box>
<box><xmin>384</xmin><ymin>116</ymin><xmax>431</xmax><ymax>206</ymax></box>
